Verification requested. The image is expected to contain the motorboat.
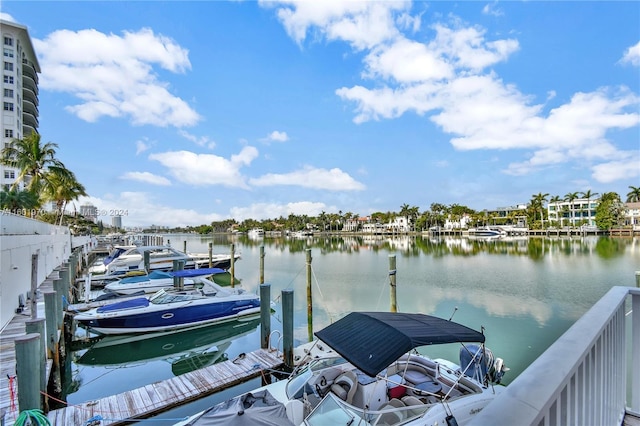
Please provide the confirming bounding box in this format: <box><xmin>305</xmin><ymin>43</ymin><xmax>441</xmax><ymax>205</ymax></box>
<box><xmin>103</xmin><ymin>268</ymin><xmax>226</xmax><ymax>295</ymax></box>
<box><xmin>178</xmin><ymin>311</ymin><xmax>508</xmax><ymax>426</ymax></box>
<box><xmin>247</xmin><ymin>228</ymin><xmax>265</xmax><ymax>239</ymax></box>
<box><xmin>74</xmin><ymin>277</ymin><xmax>260</xmax><ymax>335</ymax></box>
<box><xmin>468</xmin><ymin>226</ymin><xmax>505</xmax><ymax>238</ymax></box>
<box><xmin>104</xmin><ymin>245</ymin><xmax>239</xmax><ymax>275</ymax></box>
<box><xmin>75</xmin><ymin>315</ymin><xmax>261</xmax><ymax>375</ymax></box>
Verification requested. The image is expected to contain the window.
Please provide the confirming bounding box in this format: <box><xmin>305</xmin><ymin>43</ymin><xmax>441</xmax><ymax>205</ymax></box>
<box><xmin>3</xmin><ymin>37</ymin><xmax>13</xmax><ymax>46</ymax></box>
<box><xmin>4</xmin><ymin>129</ymin><xmax>13</xmax><ymax>138</ymax></box>
<box><xmin>3</xmin><ymin>89</ymin><xmax>13</xmax><ymax>98</ymax></box>
<box><xmin>3</xmin><ymin>102</ymin><xmax>14</xmax><ymax>111</ymax></box>
<box><xmin>4</xmin><ymin>170</ymin><xmax>15</xmax><ymax>179</ymax></box>
<box><xmin>3</xmin><ymin>75</ymin><xmax>13</xmax><ymax>84</ymax></box>
<box><xmin>3</xmin><ymin>62</ymin><xmax>13</xmax><ymax>71</ymax></box>
<box><xmin>3</xmin><ymin>48</ymin><xmax>13</xmax><ymax>58</ymax></box>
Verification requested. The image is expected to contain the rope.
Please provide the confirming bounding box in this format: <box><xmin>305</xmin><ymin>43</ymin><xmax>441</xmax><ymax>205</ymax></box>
<box><xmin>14</xmin><ymin>409</ymin><xmax>51</xmax><ymax>426</ymax></box>
<box><xmin>7</xmin><ymin>374</ymin><xmax>17</xmax><ymax>413</ymax></box>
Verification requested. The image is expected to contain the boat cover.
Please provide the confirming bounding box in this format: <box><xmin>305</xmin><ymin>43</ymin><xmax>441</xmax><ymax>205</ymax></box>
<box><xmin>314</xmin><ymin>311</ymin><xmax>485</xmax><ymax>377</ymax></box>
<box><xmin>170</xmin><ymin>268</ymin><xmax>225</xmax><ymax>278</ymax></box>
<box><xmin>186</xmin><ymin>390</ymin><xmax>294</xmax><ymax>426</ymax></box>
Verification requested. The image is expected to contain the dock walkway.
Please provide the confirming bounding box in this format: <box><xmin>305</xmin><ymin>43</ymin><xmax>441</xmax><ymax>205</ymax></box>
<box><xmin>0</xmin><ymin>274</ymin><xmax>56</xmax><ymax>426</ymax></box>
<box><xmin>46</xmin><ymin>348</ymin><xmax>283</xmax><ymax>425</ymax></box>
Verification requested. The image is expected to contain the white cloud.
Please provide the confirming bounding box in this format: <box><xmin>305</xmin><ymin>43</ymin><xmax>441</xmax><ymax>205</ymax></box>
<box><xmin>135</xmin><ymin>138</ymin><xmax>152</xmax><ymax>155</ymax></box>
<box><xmin>249</xmin><ymin>165</ymin><xmax>366</xmax><ymax>190</ymax></box>
<box><xmin>78</xmin><ymin>192</ymin><xmax>223</xmax><ymax>227</ymax></box>
<box><xmin>149</xmin><ymin>146</ymin><xmax>259</xmax><ymax>188</ymax></box>
<box><xmin>120</xmin><ymin>171</ymin><xmax>171</xmax><ymax>186</ymax></box>
<box><xmin>482</xmin><ymin>2</ymin><xmax>504</xmax><ymax>17</ymax></box>
<box><xmin>261</xmin><ymin>0</ymin><xmax>409</xmax><ymax>50</ymax></box>
<box><xmin>261</xmin><ymin>130</ymin><xmax>290</xmax><ymax>143</ymax></box>
<box><xmin>0</xmin><ymin>13</ymin><xmax>17</xmax><ymax>22</ymax></box>
<box><xmin>591</xmin><ymin>155</ymin><xmax>640</xmax><ymax>183</ymax></box>
<box><xmin>33</xmin><ymin>28</ymin><xmax>200</xmax><ymax>127</ymax></box>
<box><xmin>620</xmin><ymin>41</ymin><xmax>640</xmax><ymax>67</ymax></box>
<box><xmin>178</xmin><ymin>130</ymin><xmax>216</xmax><ymax>149</ymax></box>
<box><xmin>230</xmin><ymin>201</ymin><xmax>329</xmax><ymax>221</ymax></box>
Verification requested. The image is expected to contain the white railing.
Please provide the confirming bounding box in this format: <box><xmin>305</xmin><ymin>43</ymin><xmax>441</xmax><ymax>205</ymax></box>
<box><xmin>470</xmin><ymin>285</ymin><xmax>640</xmax><ymax>425</ymax></box>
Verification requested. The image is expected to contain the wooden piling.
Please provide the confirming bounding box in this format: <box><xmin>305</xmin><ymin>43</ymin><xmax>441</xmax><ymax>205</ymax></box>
<box><xmin>144</xmin><ymin>251</ymin><xmax>150</xmax><ymax>273</ymax></box>
<box><xmin>43</xmin><ymin>290</ymin><xmax>58</xmax><ymax>358</ymax></box>
<box><xmin>260</xmin><ymin>245</ymin><xmax>265</xmax><ymax>284</ymax></box>
<box><xmin>306</xmin><ymin>249</ymin><xmax>313</xmax><ymax>342</ymax></box>
<box><xmin>389</xmin><ymin>255</ymin><xmax>397</xmax><ymax>313</ymax></box>
<box><xmin>282</xmin><ymin>289</ymin><xmax>294</xmax><ymax>369</ymax></box>
<box><xmin>30</xmin><ymin>253</ymin><xmax>38</xmax><ymax>319</ymax></box>
<box><xmin>15</xmin><ymin>333</ymin><xmax>41</xmax><ymax>411</ymax></box>
<box><xmin>230</xmin><ymin>244</ymin><xmax>236</xmax><ymax>288</ymax></box>
<box><xmin>260</xmin><ymin>284</ymin><xmax>271</xmax><ymax>349</ymax></box>
<box><xmin>208</xmin><ymin>242</ymin><xmax>213</xmax><ymax>268</ymax></box>
<box><xmin>183</xmin><ymin>240</ymin><xmax>187</xmax><ymax>253</ymax></box>
<box><xmin>25</xmin><ymin>319</ymin><xmax>46</xmax><ymax>407</ymax></box>
<box><xmin>173</xmin><ymin>259</ymin><xmax>184</xmax><ymax>290</ymax></box>
<box><xmin>636</xmin><ymin>271</ymin><xmax>640</xmax><ymax>287</ymax></box>
<box><xmin>52</xmin><ymin>279</ymin><xmax>63</xmax><ymax>328</ymax></box>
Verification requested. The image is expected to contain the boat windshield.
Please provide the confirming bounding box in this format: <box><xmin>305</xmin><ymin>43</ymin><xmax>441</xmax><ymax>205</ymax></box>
<box><xmin>149</xmin><ymin>290</ymin><xmax>199</xmax><ymax>304</ymax></box>
<box><xmin>286</xmin><ymin>357</ymin><xmax>348</xmax><ymax>399</ymax></box>
<box><xmin>305</xmin><ymin>393</ymin><xmax>362</xmax><ymax>426</ymax></box>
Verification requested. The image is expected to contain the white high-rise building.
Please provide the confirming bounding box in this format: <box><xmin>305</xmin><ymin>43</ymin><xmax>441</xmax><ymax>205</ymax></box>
<box><xmin>0</xmin><ymin>19</ymin><xmax>40</xmax><ymax>191</ymax></box>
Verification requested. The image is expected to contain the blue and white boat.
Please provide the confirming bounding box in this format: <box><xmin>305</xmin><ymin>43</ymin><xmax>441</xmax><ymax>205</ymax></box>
<box><xmin>74</xmin><ymin>277</ymin><xmax>260</xmax><ymax>335</ymax></box>
<box><xmin>103</xmin><ymin>268</ymin><xmax>226</xmax><ymax>295</ymax></box>
<box><xmin>469</xmin><ymin>226</ymin><xmax>505</xmax><ymax>238</ymax></box>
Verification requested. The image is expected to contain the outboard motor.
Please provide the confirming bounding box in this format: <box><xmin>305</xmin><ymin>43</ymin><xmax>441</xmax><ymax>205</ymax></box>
<box><xmin>459</xmin><ymin>344</ymin><xmax>508</xmax><ymax>385</ymax></box>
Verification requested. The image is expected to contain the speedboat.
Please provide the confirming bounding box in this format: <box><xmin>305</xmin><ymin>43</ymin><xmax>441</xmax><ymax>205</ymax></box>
<box><xmin>103</xmin><ymin>268</ymin><xmax>226</xmax><ymax>295</ymax></box>
<box><xmin>468</xmin><ymin>227</ymin><xmax>505</xmax><ymax>238</ymax></box>
<box><xmin>104</xmin><ymin>245</ymin><xmax>240</xmax><ymax>275</ymax></box>
<box><xmin>179</xmin><ymin>311</ymin><xmax>508</xmax><ymax>426</ymax></box>
<box><xmin>74</xmin><ymin>277</ymin><xmax>260</xmax><ymax>335</ymax></box>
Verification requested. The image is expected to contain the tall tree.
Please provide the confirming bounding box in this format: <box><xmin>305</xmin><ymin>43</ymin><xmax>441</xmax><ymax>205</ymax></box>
<box><xmin>595</xmin><ymin>192</ymin><xmax>625</xmax><ymax>229</ymax></box>
<box><xmin>42</xmin><ymin>169</ymin><xmax>88</xmax><ymax>225</ymax></box>
<box><xmin>0</xmin><ymin>132</ymin><xmax>67</xmax><ymax>198</ymax></box>
<box><xmin>627</xmin><ymin>186</ymin><xmax>640</xmax><ymax>202</ymax></box>
<box><xmin>531</xmin><ymin>192</ymin><xmax>549</xmax><ymax>227</ymax></box>
<box><xmin>564</xmin><ymin>192</ymin><xmax>580</xmax><ymax>226</ymax></box>
<box><xmin>581</xmin><ymin>190</ymin><xmax>599</xmax><ymax>225</ymax></box>
<box><xmin>0</xmin><ymin>188</ymin><xmax>39</xmax><ymax>213</ymax></box>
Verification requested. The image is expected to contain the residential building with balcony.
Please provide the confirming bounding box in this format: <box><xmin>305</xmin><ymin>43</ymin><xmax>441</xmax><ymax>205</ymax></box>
<box><xmin>0</xmin><ymin>19</ymin><xmax>40</xmax><ymax>191</ymax></box>
<box><xmin>547</xmin><ymin>197</ymin><xmax>599</xmax><ymax>227</ymax></box>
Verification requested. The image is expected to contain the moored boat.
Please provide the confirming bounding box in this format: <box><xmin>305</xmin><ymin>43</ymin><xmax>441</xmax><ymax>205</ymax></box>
<box><xmin>177</xmin><ymin>311</ymin><xmax>508</xmax><ymax>426</ymax></box>
<box><xmin>103</xmin><ymin>267</ymin><xmax>226</xmax><ymax>295</ymax></box>
<box><xmin>74</xmin><ymin>277</ymin><xmax>260</xmax><ymax>335</ymax></box>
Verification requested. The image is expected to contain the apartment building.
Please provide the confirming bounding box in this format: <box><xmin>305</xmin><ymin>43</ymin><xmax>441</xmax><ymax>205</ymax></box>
<box><xmin>0</xmin><ymin>19</ymin><xmax>40</xmax><ymax>191</ymax></box>
<box><xmin>547</xmin><ymin>197</ymin><xmax>598</xmax><ymax>227</ymax></box>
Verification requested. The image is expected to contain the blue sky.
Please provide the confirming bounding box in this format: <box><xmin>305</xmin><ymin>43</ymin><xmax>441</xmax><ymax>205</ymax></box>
<box><xmin>2</xmin><ymin>1</ymin><xmax>639</xmax><ymax>228</ymax></box>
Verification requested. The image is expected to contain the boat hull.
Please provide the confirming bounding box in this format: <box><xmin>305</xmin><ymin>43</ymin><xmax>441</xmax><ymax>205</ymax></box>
<box><xmin>75</xmin><ymin>294</ymin><xmax>260</xmax><ymax>335</ymax></box>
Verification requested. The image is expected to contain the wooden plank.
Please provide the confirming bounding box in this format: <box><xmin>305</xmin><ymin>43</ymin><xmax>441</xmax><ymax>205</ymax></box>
<box><xmin>46</xmin><ymin>348</ymin><xmax>283</xmax><ymax>425</ymax></box>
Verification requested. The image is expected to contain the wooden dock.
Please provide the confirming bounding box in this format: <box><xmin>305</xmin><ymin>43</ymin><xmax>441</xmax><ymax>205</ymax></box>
<box><xmin>0</xmin><ymin>276</ymin><xmax>56</xmax><ymax>426</ymax></box>
<box><xmin>46</xmin><ymin>348</ymin><xmax>284</xmax><ymax>425</ymax></box>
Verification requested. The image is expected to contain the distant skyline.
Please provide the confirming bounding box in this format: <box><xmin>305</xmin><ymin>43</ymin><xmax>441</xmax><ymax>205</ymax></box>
<box><xmin>2</xmin><ymin>1</ymin><xmax>638</xmax><ymax>227</ymax></box>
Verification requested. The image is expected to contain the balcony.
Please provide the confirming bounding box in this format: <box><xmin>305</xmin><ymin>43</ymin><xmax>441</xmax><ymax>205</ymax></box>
<box><xmin>22</xmin><ymin>86</ymin><xmax>38</xmax><ymax>106</ymax></box>
<box><xmin>21</xmin><ymin>59</ymin><xmax>39</xmax><ymax>84</ymax></box>
<box><xmin>22</xmin><ymin>99</ymin><xmax>38</xmax><ymax>118</ymax></box>
<box><xmin>22</xmin><ymin>75</ymin><xmax>38</xmax><ymax>95</ymax></box>
<box><xmin>22</xmin><ymin>113</ymin><xmax>38</xmax><ymax>130</ymax></box>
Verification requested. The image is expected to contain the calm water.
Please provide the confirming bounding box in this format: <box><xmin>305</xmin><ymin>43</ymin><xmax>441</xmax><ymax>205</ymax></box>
<box><xmin>64</xmin><ymin>234</ymin><xmax>639</xmax><ymax>422</ymax></box>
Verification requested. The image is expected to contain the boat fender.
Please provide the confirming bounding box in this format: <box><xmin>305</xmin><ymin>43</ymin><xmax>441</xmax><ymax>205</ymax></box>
<box><xmin>445</xmin><ymin>415</ymin><xmax>459</xmax><ymax>426</ymax></box>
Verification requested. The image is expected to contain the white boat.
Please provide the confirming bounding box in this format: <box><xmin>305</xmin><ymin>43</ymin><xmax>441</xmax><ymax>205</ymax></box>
<box><xmin>247</xmin><ymin>228</ymin><xmax>265</xmax><ymax>239</ymax></box>
<box><xmin>104</xmin><ymin>245</ymin><xmax>238</xmax><ymax>275</ymax></box>
<box><xmin>178</xmin><ymin>311</ymin><xmax>508</xmax><ymax>426</ymax></box>
<box><xmin>468</xmin><ymin>226</ymin><xmax>505</xmax><ymax>238</ymax></box>
<box><xmin>103</xmin><ymin>268</ymin><xmax>226</xmax><ymax>295</ymax></box>
<box><xmin>74</xmin><ymin>277</ymin><xmax>260</xmax><ymax>335</ymax></box>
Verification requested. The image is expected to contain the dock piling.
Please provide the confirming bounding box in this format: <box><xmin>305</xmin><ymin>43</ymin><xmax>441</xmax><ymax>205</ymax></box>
<box><xmin>260</xmin><ymin>284</ymin><xmax>271</xmax><ymax>349</ymax></box>
<box><xmin>15</xmin><ymin>333</ymin><xmax>41</xmax><ymax>411</ymax></box>
<box><xmin>389</xmin><ymin>255</ymin><xmax>397</xmax><ymax>313</ymax></box>
<box><xmin>282</xmin><ymin>289</ymin><xmax>294</xmax><ymax>370</ymax></box>
<box><xmin>306</xmin><ymin>249</ymin><xmax>313</xmax><ymax>342</ymax></box>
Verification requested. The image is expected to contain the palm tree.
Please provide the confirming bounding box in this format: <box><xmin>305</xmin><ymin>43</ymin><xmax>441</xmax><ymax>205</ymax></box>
<box><xmin>627</xmin><ymin>186</ymin><xmax>640</xmax><ymax>202</ymax></box>
<box><xmin>531</xmin><ymin>192</ymin><xmax>549</xmax><ymax>228</ymax></box>
<box><xmin>42</xmin><ymin>169</ymin><xmax>88</xmax><ymax>225</ymax></box>
<box><xmin>548</xmin><ymin>195</ymin><xmax>562</xmax><ymax>227</ymax></box>
<box><xmin>581</xmin><ymin>190</ymin><xmax>599</xmax><ymax>225</ymax></box>
<box><xmin>1</xmin><ymin>132</ymin><xmax>67</xmax><ymax>198</ymax></box>
<box><xmin>0</xmin><ymin>188</ymin><xmax>39</xmax><ymax>213</ymax></box>
<box><xmin>564</xmin><ymin>192</ymin><xmax>580</xmax><ymax>227</ymax></box>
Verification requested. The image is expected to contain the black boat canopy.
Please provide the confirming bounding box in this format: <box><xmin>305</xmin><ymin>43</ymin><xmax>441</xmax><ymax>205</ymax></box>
<box><xmin>314</xmin><ymin>311</ymin><xmax>485</xmax><ymax>377</ymax></box>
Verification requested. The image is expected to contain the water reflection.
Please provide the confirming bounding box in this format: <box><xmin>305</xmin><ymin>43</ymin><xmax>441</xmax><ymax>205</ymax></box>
<box><xmin>201</xmin><ymin>233</ymin><xmax>637</xmax><ymax>260</ymax></box>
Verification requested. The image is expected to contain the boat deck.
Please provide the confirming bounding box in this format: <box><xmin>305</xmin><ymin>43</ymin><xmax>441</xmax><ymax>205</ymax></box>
<box><xmin>46</xmin><ymin>348</ymin><xmax>283</xmax><ymax>425</ymax></box>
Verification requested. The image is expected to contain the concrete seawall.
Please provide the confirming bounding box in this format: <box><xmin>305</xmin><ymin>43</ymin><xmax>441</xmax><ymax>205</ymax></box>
<box><xmin>0</xmin><ymin>212</ymin><xmax>95</xmax><ymax>330</ymax></box>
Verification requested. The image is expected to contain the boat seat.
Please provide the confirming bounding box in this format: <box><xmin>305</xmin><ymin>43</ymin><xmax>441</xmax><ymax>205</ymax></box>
<box><xmin>377</xmin><ymin>398</ymin><xmax>406</xmax><ymax>425</ymax></box>
<box><xmin>331</xmin><ymin>371</ymin><xmax>358</xmax><ymax>405</ymax></box>
<box><xmin>401</xmin><ymin>395</ymin><xmax>427</xmax><ymax>417</ymax></box>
